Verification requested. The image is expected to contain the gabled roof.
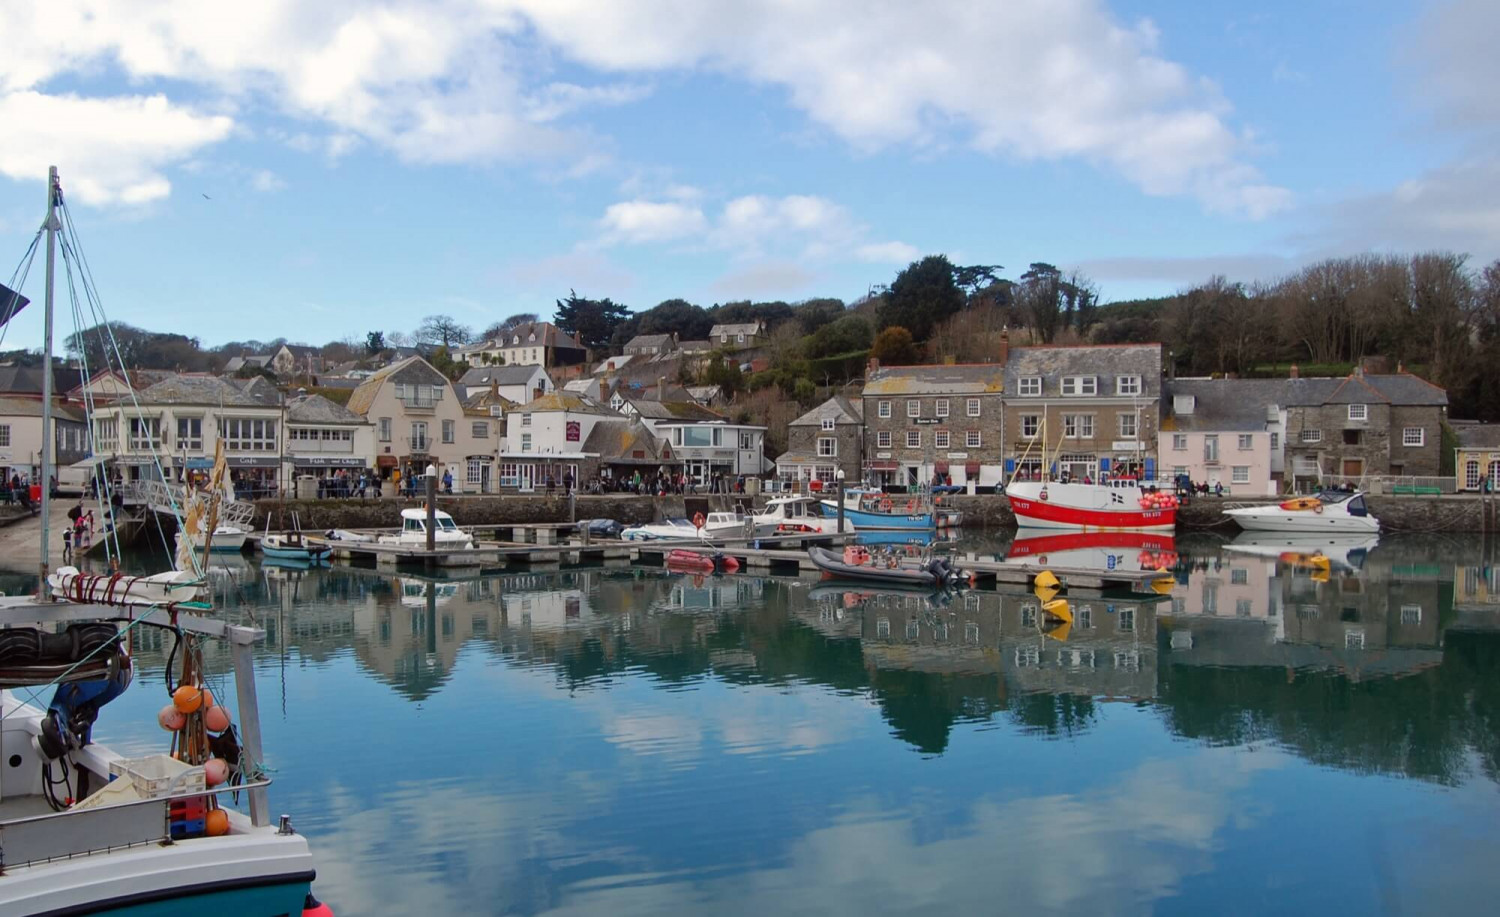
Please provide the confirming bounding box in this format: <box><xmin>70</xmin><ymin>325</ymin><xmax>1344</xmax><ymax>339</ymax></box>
<box><xmin>0</xmin><ymin>366</ymin><xmax>84</xmax><ymax>396</ymax></box>
<box><xmin>1454</xmin><ymin>422</ymin><xmax>1500</xmax><ymax>450</ymax></box>
<box><xmin>489</xmin><ymin>322</ymin><xmax>586</xmax><ymax>352</ymax></box>
<box><xmin>790</xmin><ymin>395</ymin><xmax>863</xmax><ymax>427</ymax></box>
<box><xmin>679</xmin><ymin>340</ymin><xmax>712</xmax><ymax>353</ymax></box>
<box><xmin>865</xmin><ymin>363</ymin><xmax>1005</xmax><ymax>395</ymax></box>
<box><xmin>625</xmin><ymin>333</ymin><xmax>675</xmax><ymax>350</ymax></box>
<box><xmin>1004</xmin><ymin>343</ymin><xmax>1162</xmax><ymax>397</ymax></box>
<box><xmin>709</xmin><ymin>322</ymin><xmax>762</xmax><ymax>337</ymax></box>
<box><xmin>685</xmin><ymin>385</ymin><xmax>722</xmax><ymax>403</ymax></box>
<box><xmin>286</xmin><ymin>393</ymin><xmax>364</xmax><ymax>424</ymax></box>
<box><xmin>134</xmin><ymin>374</ymin><xmax>279</xmax><ymax>407</ymax></box>
<box><xmin>458</xmin><ymin>364</ymin><xmax>547</xmax><ymax>387</ymax></box>
<box><xmin>593</xmin><ymin>354</ymin><xmax>636</xmax><ymax>374</ymax></box>
<box><xmin>0</xmin><ymin>397</ymin><xmax>87</xmax><ymax>422</ymax></box>
<box><xmin>1284</xmin><ymin>372</ymin><xmax>1448</xmax><ymax>407</ymax></box>
<box><xmin>511</xmin><ymin>392</ymin><xmax>616</xmax><ymax>415</ymax></box>
<box><xmin>462</xmin><ymin>389</ymin><xmax>516</xmax><ymax>414</ymax></box>
<box><xmin>346</xmin><ymin>357</ymin><xmax>449</xmax><ymax>416</ymax></box>
<box><xmin>624</xmin><ymin>398</ymin><xmax>726</xmax><ymax>422</ymax></box>
<box><xmin>581</xmin><ymin>419</ymin><xmax>675</xmax><ymax>465</ymax></box>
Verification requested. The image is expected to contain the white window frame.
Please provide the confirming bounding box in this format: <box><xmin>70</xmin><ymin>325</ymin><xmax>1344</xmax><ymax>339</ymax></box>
<box><xmin>1238</xmin><ymin>434</ymin><xmax>1253</xmax><ymax>450</ymax></box>
<box><xmin>906</xmin><ymin>430</ymin><xmax>920</xmax><ymax>448</ymax></box>
<box><xmin>1017</xmin><ymin>377</ymin><xmax>1041</xmax><ymax>397</ymax></box>
<box><xmin>1117</xmin><ymin>413</ymin><xmax>1138</xmax><ymax>439</ymax></box>
<box><xmin>0</xmin><ymin>424</ymin><xmax>9</xmax><ymax>448</ymax></box>
<box><xmin>1021</xmin><ymin>414</ymin><xmax>1040</xmax><ymax>439</ymax></box>
<box><xmin>907</xmin><ymin>400</ymin><xmax>920</xmax><ymax>418</ymax></box>
<box><xmin>821</xmin><ymin>418</ymin><xmax>835</xmax><ymax>431</ymax></box>
<box><xmin>966</xmin><ymin>398</ymin><xmax>981</xmax><ymax>417</ymax></box>
<box><xmin>1204</xmin><ymin>435</ymin><xmax>1219</xmax><ymax>462</ymax></box>
<box><xmin>1063</xmin><ymin>414</ymin><xmax>1093</xmax><ymax>438</ymax></box>
<box><xmin>1348</xmin><ymin>404</ymin><xmax>1368</xmax><ymax>421</ymax></box>
<box><xmin>1116</xmin><ymin>375</ymin><xmax>1141</xmax><ymax>396</ymax></box>
<box><xmin>472</xmin><ymin>421</ymin><xmax>489</xmax><ymax>438</ymax></box>
<box><xmin>1172</xmin><ymin>433</ymin><xmax>1187</xmax><ymax>451</ymax></box>
<box><xmin>817</xmin><ymin>437</ymin><xmax>838</xmax><ymax>458</ymax></box>
<box><xmin>1061</xmin><ymin>375</ymin><xmax>1097</xmax><ymax>397</ymax></box>
<box><xmin>934</xmin><ymin>430</ymin><xmax>950</xmax><ymax>449</ymax></box>
<box><xmin>1402</xmin><ymin>427</ymin><xmax>1425</xmax><ymax>447</ymax></box>
<box><xmin>1232</xmin><ymin>465</ymin><xmax>1250</xmax><ymax>484</ymax></box>
<box><xmin>966</xmin><ymin>429</ymin><xmax>981</xmax><ymax>448</ymax></box>
<box><xmin>878</xmin><ymin>400</ymin><xmax>892</xmax><ymax>419</ymax></box>
<box><xmin>877</xmin><ymin>431</ymin><xmax>892</xmax><ymax>448</ymax></box>
<box><xmin>1301</xmin><ymin>429</ymin><xmax>1323</xmax><ymax>443</ymax></box>
<box><xmin>441</xmin><ymin>419</ymin><xmax>455</xmax><ymax>444</ymax></box>
<box><xmin>379</xmin><ymin>418</ymin><xmax>392</xmax><ymax>442</ymax></box>
<box><xmin>935</xmin><ymin>399</ymin><xmax>950</xmax><ymax>418</ymax></box>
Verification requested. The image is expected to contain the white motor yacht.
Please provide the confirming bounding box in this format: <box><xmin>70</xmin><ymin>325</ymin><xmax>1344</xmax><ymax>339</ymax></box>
<box><xmin>378</xmin><ymin>508</ymin><xmax>476</xmax><ymax>548</ymax></box>
<box><xmin>1224</xmin><ymin>491</ymin><xmax>1379</xmax><ymax>534</ymax></box>
<box><xmin>622</xmin><ymin>511</ymin><xmax>752</xmax><ymax>541</ymax></box>
<box><xmin>751</xmin><ymin>496</ymin><xmax>852</xmax><ymax>537</ymax></box>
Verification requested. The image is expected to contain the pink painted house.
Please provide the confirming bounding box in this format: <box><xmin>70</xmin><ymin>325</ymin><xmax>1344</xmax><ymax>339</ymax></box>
<box><xmin>1161</xmin><ymin>378</ymin><xmax>1289</xmax><ymax>495</ymax></box>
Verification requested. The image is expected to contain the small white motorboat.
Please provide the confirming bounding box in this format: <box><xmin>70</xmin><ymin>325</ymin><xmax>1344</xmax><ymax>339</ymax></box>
<box><xmin>1224</xmin><ymin>491</ymin><xmax>1379</xmax><ymax>534</ymax></box>
<box><xmin>752</xmin><ymin>496</ymin><xmax>852</xmax><ymax>537</ymax></box>
<box><xmin>174</xmin><ymin>524</ymin><xmax>249</xmax><ymax>554</ymax></box>
<box><xmin>377</xmin><ymin>508</ymin><xmax>475</xmax><ymax>548</ymax></box>
<box><xmin>622</xmin><ymin>511</ymin><xmax>752</xmax><ymax>542</ymax></box>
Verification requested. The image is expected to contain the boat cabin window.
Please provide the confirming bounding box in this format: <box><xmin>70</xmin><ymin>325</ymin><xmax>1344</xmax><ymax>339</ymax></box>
<box><xmin>787</xmin><ymin>501</ymin><xmax>804</xmax><ymax>518</ymax></box>
<box><xmin>437</xmin><ymin>517</ymin><xmax>459</xmax><ymax>530</ymax></box>
<box><xmin>1347</xmin><ymin>495</ymin><xmax>1368</xmax><ymax>516</ymax></box>
<box><xmin>404</xmin><ymin>518</ymin><xmax>425</xmax><ymax>533</ymax></box>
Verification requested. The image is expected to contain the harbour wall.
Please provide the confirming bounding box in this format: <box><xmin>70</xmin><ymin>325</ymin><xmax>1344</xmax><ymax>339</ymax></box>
<box><xmin>248</xmin><ymin>492</ymin><xmax>1500</xmax><ymax>534</ymax></box>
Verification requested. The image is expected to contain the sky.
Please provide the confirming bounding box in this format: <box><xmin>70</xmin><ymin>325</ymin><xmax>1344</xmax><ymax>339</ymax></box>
<box><xmin>1</xmin><ymin>0</ymin><xmax>1497</xmax><ymax>350</ymax></box>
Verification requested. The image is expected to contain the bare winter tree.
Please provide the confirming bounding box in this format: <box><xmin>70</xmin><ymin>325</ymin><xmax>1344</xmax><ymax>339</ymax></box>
<box><xmin>415</xmin><ymin>314</ymin><xmax>473</xmax><ymax>349</ymax></box>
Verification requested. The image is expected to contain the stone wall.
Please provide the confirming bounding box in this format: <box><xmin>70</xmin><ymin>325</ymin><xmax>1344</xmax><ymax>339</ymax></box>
<box><xmin>251</xmin><ymin>494</ymin><xmax>658</xmax><ymax>530</ymax></box>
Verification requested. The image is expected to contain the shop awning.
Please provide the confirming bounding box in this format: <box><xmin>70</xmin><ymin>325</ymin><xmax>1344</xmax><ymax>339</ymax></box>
<box><xmin>225</xmin><ymin>456</ymin><xmax>278</xmax><ymax>469</ymax></box>
<box><xmin>965</xmin><ymin>462</ymin><xmax>980</xmax><ymax>475</ymax></box>
<box><xmin>934</xmin><ymin>461</ymin><xmax>950</xmax><ymax>473</ymax></box>
<box><xmin>183</xmin><ymin>457</ymin><xmax>214</xmax><ymax>470</ymax></box>
<box><xmin>376</xmin><ymin>455</ymin><xmax>398</xmax><ymax>468</ymax></box>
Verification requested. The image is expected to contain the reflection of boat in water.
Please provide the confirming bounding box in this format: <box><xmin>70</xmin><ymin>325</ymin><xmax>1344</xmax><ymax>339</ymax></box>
<box><xmin>1225</xmin><ymin>532</ymin><xmax>1379</xmax><ymax>572</ymax></box>
<box><xmin>259</xmin><ymin>553</ymin><xmax>330</xmax><ymax>572</ymax></box>
<box><xmin>399</xmin><ymin>578</ymin><xmax>459</xmax><ymax>606</ymax></box>
<box><xmin>1224</xmin><ymin>491</ymin><xmax>1379</xmax><ymax>533</ymax></box>
<box><xmin>1005</xmin><ymin>530</ymin><xmax>1178</xmax><ymax>573</ymax></box>
<box><xmin>807</xmin><ymin>582</ymin><xmax>957</xmax><ymax>603</ymax></box>
<box><xmin>808</xmin><ymin>546</ymin><xmax>968</xmax><ymax>588</ymax></box>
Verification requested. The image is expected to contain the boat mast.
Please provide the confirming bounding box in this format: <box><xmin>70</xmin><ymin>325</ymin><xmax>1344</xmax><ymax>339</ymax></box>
<box><xmin>38</xmin><ymin>166</ymin><xmax>59</xmax><ymax>597</ymax></box>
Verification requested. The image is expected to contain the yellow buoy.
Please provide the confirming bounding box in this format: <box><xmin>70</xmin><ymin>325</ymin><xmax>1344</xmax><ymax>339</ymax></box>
<box><xmin>1033</xmin><ymin>570</ymin><xmax>1060</xmax><ymax>592</ymax></box>
<box><xmin>1042</xmin><ymin>597</ymin><xmax>1073</xmax><ymax>624</ymax></box>
<box><xmin>1044</xmin><ymin>620</ymin><xmax>1072</xmax><ymax>642</ymax></box>
<box><xmin>1151</xmin><ymin>576</ymin><xmax>1176</xmax><ymax>595</ymax></box>
<box><xmin>1033</xmin><ymin>581</ymin><xmax>1060</xmax><ymax>601</ymax></box>
<box><xmin>1309</xmin><ymin>555</ymin><xmax>1331</xmax><ymax>570</ymax></box>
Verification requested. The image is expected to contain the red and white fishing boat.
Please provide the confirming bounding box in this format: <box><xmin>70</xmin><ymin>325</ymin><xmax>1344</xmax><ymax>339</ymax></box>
<box><xmin>1005</xmin><ymin>479</ymin><xmax>1178</xmax><ymax>531</ymax></box>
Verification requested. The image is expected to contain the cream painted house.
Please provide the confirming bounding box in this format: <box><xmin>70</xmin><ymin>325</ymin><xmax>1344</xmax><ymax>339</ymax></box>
<box><xmin>346</xmin><ymin>357</ymin><xmax>494</xmax><ymax>490</ymax></box>
<box><xmin>0</xmin><ymin>397</ymin><xmax>89</xmax><ymax>484</ymax></box>
<box><xmin>282</xmin><ymin>393</ymin><xmax>377</xmax><ymax>488</ymax></box>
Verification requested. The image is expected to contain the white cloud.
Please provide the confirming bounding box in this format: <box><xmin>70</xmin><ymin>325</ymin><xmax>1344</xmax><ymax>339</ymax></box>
<box><xmin>0</xmin><ymin>1</ymin><xmax>1285</xmax><ymax>214</ymax></box>
<box><xmin>1409</xmin><ymin>0</ymin><xmax>1500</xmax><ymax>129</ymax></box>
<box><xmin>598</xmin><ymin>199</ymin><xmax>708</xmax><ymax>244</ymax></box>
<box><xmin>708</xmin><ymin>261</ymin><xmax>818</xmax><ymax>297</ymax></box>
<box><xmin>855</xmin><ymin>241</ymin><xmax>920</xmax><ymax>264</ymax></box>
<box><xmin>1313</xmin><ymin>156</ymin><xmax>1500</xmax><ymax>260</ymax></box>
<box><xmin>0</xmin><ymin>91</ymin><xmax>233</xmax><ymax>205</ymax></box>
<box><xmin>515</xmin><ymin>0</ymin><xmax>1290</xmax><ymax>216</ymax></box>
<box><xmin>251</xmin><ymin>169</ymin><xmax>286</xmax><ymax>192</ymax></box>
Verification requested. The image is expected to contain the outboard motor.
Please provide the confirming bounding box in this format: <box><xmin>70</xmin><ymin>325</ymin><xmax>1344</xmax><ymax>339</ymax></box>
<box><xmin>37</xmin><ymin>636</ymin><xmax>132</xmax><ymax>761</ymax></box>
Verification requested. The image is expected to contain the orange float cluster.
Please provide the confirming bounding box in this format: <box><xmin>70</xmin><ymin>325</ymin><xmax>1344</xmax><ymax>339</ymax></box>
<box><xmin>157</xmin><ymin>682</ymin><xmax>237</xmax><ymax>835</ymax></box>
<box><xmin>1137</xmin><ymin>492</ymin><xmax>1180</xmax><ymax>511</ymax></box>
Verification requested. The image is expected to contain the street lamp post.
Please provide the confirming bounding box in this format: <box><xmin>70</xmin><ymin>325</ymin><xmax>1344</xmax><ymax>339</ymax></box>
<box><xmin>836</xmin><ymin>467</ymin><xmax>846</xmax><ymax>534</ymax></box>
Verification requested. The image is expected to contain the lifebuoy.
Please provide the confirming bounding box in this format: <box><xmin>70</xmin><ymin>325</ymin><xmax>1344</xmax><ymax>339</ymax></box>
<box><xmin>693</xmin><ymin>512</ymin><xmax>707</xmax><ymax>529</ymax></box>
<box><xmin>1313</xmin><ymin>505</ymin><xmax>1323</xmax><ymax>514</ymax></box>
<box><xmin>1039</xmin><ymin>488</ymin><xmax>1049</xmax><ymax>502</ymax></box>
<box><xmin>879</xmin><ymin>497</ymin><xmax>893</xmax><ymax>512</ymax></box>
<box><xmin>906</xmin><ymin>499</ymin><xmax>917</xmax><ymax>512</ymax></box>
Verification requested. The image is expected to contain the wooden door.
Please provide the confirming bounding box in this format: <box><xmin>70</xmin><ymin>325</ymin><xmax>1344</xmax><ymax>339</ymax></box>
<box><xmin>1342</xmin><ymin>459</ymin><xmax>1362</xmax><ymax>477</ymax></box>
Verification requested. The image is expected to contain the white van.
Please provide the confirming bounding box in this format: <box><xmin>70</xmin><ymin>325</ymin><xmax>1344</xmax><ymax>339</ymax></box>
<box><xmin>56</xmin><ymin>458</ymin><xmax>100</xmax><ymax>497</ymax></box>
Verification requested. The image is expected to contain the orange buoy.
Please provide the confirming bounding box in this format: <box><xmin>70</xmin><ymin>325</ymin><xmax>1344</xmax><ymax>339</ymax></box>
<box><xmin>302</xmin><ymin>892</ymin><xmax>336</xmax><ymax>917</ymax></box>
<box><xmin>199</xmin><ymin>689</ymin><xmax>215</xmax><ymax>711</ymax></box>
<box><xmin>172</xmin><ymin>684</ymin><xmax>205</xmax><ymax>714</ymax></box>
<box><xmin>158</xmin><ymin>704</ymin><xmax>187</xmax><ymax>731</ymax></box>
<box><xmin>204</xmin><ymin>705</ymin><xmax>231</xmax><ymax>733</ymax></box>
<box><xmin>692</xmin><ymin>512</ymin><xmax>706</xmax><ymax>529</ymax></box>
<box><xmin>205</xmin><ymin>808</ymin><xmax>230</xmax><ymax>836</ymax></box>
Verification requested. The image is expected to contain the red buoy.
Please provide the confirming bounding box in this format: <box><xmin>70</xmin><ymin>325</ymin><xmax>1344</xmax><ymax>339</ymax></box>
<box><xmin>303</xmin><ymin>892</ymin><xmax>335</xmax><ymax>917</ymax></box>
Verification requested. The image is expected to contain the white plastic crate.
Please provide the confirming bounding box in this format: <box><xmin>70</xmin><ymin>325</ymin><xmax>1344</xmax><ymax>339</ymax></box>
<box><xmin>108</xmin><ymin>754</ymin><xmax>206</xmax><ymax>798</ymax></box>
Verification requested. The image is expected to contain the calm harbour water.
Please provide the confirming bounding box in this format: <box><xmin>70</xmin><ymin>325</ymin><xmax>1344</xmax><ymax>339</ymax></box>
<box><xmin>6</xmin><ymin>531</ymin><xmax>1500</xmax><ymax>915</ymax></box>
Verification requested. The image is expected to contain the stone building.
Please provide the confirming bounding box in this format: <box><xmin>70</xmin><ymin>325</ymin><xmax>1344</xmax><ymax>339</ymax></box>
<box><xmin>1003</xmin><ymin>343</ymin><xmax>1163</xmax><ymax>482</ymax></box>
<box><xmin>862</xmin><ymin>360</ymin><xmax>1006</xmax><ymax>489</ymax></box>
<box><xmin>775</xmin><ymin>395</ymin><xmax>863</xmax><ymax>485</ymax></box>
<box><xmin>1282</xmin><ymin>369</ymin><xmax>1448</xmax><ymax>486</ymax></box>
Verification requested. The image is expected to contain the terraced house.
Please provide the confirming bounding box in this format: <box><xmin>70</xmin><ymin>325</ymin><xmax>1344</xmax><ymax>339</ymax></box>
<box><xmin>861</xmin><ymin>359</ymin><xmax>1005</xmax><ymax>489</ymax></box>
<box><xmin>1282</xmin><ymin>368</ymin><xmax>1448</xmax><ymax>487</ymax></box>
<box><xmin>1002</xmin><ymin>343</ymin><xmax>1163</xmax><ymax>482</ymax></box>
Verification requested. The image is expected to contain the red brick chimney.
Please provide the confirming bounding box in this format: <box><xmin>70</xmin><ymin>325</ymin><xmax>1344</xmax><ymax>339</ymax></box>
<box><xmin>997</xmin><ymin>329</ymin><xmax>1010</xmax><ymax>366</ymax></box>
<box><xmin>867</xmin><ymin>356</ymin><xmax>880</xmax><ymax>375</ymax></box>
<box><xmin>1289</xmin><ymin>363</ymin><xmax>1299</xmax><ymax>379</ymax></box>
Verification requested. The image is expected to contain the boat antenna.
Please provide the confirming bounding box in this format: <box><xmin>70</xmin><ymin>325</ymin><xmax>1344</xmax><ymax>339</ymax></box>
<box><xmin>38</xmin><ymin>167</ymin><xmax>60</xmax><ymax>598</ymax></box>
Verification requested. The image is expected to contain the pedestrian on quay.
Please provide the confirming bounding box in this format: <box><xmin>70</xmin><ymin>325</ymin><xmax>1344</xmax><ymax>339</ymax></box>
<box><xmin>443</xmin><ymin>468</ymin><xmax>454</xmax><ymax>495</ymax></box>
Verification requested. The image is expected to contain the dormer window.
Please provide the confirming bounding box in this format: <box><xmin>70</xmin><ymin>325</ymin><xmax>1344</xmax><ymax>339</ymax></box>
<box><xmin>528</xmin><ymin>332</ymin><xmax>536</xmax><ymax>342</ymax></box>
<box><xmin>1061</xmin><ymin>376</ymin><xmax>1097</xmax><ymax>396</ymax></box>
<box><xmin>512</xmin><ymin>335</ymin><xmax>520</xmax><ymax>345</ymax></box>
<box><xmin>1017</xmin><ymin>376</ymin><xmax>1041</xmax><ymax>397</ymax></box>
<box><xmin>1117</xmin><ymin>375</ymin><xmax>1141</xmax><ymax>396</ymax></box>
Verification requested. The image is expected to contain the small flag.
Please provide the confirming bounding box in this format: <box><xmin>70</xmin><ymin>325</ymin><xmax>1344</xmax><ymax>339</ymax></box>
<box><xmin>0</xmin><ymin>282</ymin><xmax>28</xmax><ymax>327</ymax></box>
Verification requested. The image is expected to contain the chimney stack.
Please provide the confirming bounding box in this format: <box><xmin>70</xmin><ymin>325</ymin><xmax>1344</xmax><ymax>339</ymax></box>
<box><xmin>867</xmin><ymin>356</ymin><xmax>880</xmax><ymax>375</ymax></box>
<box><xmin>997</xmin><ymin>329</ymin><xmax>1010</xmax><ymax>367</ymax></box>
<box><xmin>1289</xmin><ymin>363</ymin><xmax>1299</xmax><ymax>379</ymax></box>
<box><xmin>659</xmin><ymin>376</ymin><xmax>666</xmax><ymax>401</ymax></box>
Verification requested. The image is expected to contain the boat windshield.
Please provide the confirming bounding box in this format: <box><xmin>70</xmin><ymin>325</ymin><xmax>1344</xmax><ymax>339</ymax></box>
<box><xmin>437</xmin><ymin>517</ymin><xmax>458</xmax><ymax>530</ymax></box>
<box><xmin>403</xmin><ymin>518</ymin><xmax>424</xmax><ymax>533</ymax></box>
<box><xmin>1317</xmin><ymin>491</ymin><xmax>1351</xmax><ymax>504</ymax></box>
<box><xmin>1347</xmin><ymin>495</ymin><xmax>1368</xmax><ymax>516</ymax></box>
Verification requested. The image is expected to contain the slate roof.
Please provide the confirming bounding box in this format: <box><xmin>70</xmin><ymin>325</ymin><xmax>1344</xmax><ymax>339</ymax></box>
<box><xmin>1165</xmin><ymin>379</ymin><xmax>1294</xmax><ymax>432</ymax></box>
<box><xmin>685</xmin><ymin>385</ymin><xmax>721</xmax><ymax>403</ymax></box>
<box><xmin>582</xmin><ymin>419</ymin><xmax>677</xmax><ymax>465</ymax></box>
<box><xmin>1454</xmin><ymin>422</ymin><xmax>1500</xmax><ymax>450</ymax></box>
<box><xmin>458</xmin><ymin>365</ymin><xmax>546</xmax><ymax>387</ymax></box>
<box><xmin>462</xmin><ymin>389</ymin><xmax>516</xmax><ymax>414</ymax></box>
<box><xmin>865</xmin><ymin>363</ymin><xmax>1005</xmax><ymax>396</ymax></box>
<box><xmin>0</xmin><ymin>366</ymin><xmax>84</xmax><ymax>396</ymax></box>
<box><xmin>1004</xmin><ymin>343</ymin><xmax>1162</xmax><ymax>397</ymax></box>
<box><xmin>490</xmin><ymin>322</ymin><xmax>586</xmax><ymax>352</ymax></box>
<box><xmin>234</xmin><ymin>376</ymin><xmax>282</xmax><ymax>403</ymax></box>
<box><xmin>511</xmin><ymin>392</ymin><xmax>616</xmax><ymax>416</ymax></box>
<box><xmin>625</xmin><ymin>334</ymin><xmax>676</xmax><ymax>351</ymax></box>
<box><xmin>1290</xmin><ymin>372</ymin><xmax>1450</xmax><ymax>407</ymax></box>
<box><xmin>286</xmin><ymin>393</ymin><xmax>364</xmax><ymax>424</ymax></box>
<box><xmin>679</xmin><ymin>340</ymin><xmax>712</xmax><ymax>353</ymax></box>
<box><xmin>346</xmin><ymin>357</ymin><xmax>449</xmax><ymax>416</ymax></box>
<box><xmin>790</xmin><ymin>395</ymin><xmax>863</xmax><ymax>427</ymax></box>
<box><xmin>625</xmin><ymin>399</ymin><xmax>726</xmax><ymax>422</ymax></box>
<box><xmin>709</xmin><ymin>322</ymin><xmax>762</xmax><ymax>338</ymax></box>
<box><xmin>133</xmin><ymin>374</ymin><xmax>279</xmax><ymax>407</ymax></box>
<box><xmin>0</xmin><ymin>397</ymin><xmax>87</xmax><ymax>422</ymax></box>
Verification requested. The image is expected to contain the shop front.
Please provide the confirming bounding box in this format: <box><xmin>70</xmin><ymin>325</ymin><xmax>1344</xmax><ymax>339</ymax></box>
<box><xmin>287</xmin><ymin>455</ymin><xmax>369</xmax><ymax>496</ymax></box>
<box><xmin>226</xmin><ymin>455</ymin><xmax>279</xmax><ymax>500</ymax></box>
<box><xmin>496</xmin><ymin>452</ymin><xmax>588</xmax><ymax>493</ymax></box>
